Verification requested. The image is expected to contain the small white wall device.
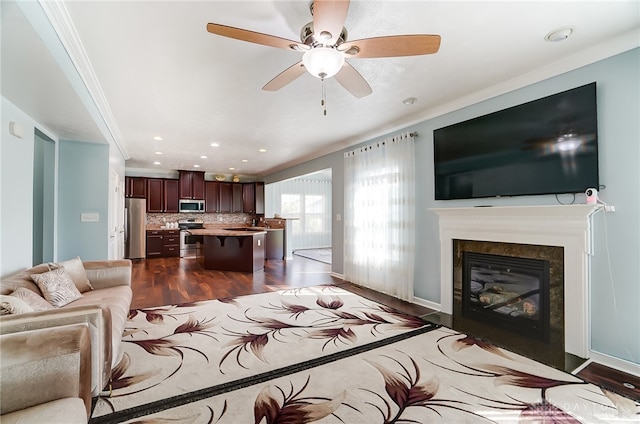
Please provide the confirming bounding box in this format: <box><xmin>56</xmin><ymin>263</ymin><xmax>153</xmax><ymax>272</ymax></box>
<box><xmin>585</xmin><ymin>188</ymin><xmax>598</xmax><ymax>205</ymax></box>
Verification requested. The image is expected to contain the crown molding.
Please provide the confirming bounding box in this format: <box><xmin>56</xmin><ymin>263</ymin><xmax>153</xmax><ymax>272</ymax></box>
<box><xmin>38</xmin><ymin>0</ymin><xmax>130</xmax><ymax>160</ymax></box>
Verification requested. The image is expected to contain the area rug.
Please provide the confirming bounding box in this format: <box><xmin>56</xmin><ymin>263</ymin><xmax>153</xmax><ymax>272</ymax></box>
<box><xmin>91</xmin><ymin>285</ymin><xmax>435</xmax><ymax>421</ymax></box>
<box><xmin>96</xmin><ymin>326</ymin><xmax>640</xmax><ymax>423</ymax></box>
<box><xmin>293</xmin><ymin>248</ymin><xmax>332</xmax><ymax>264</ymax></box>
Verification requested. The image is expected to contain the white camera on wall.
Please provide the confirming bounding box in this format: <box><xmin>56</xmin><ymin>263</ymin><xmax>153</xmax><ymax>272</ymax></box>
<box><xmin>585</xmin><ymin>188</ymin><xmax>598</xmax><ymax>204</ymax></box>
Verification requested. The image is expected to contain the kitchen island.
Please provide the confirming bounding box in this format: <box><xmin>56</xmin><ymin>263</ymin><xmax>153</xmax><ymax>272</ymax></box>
<box><xmin>188</xmin><ymin>227</ymin><xmax>267</xmax><ymax>272</ymax></box>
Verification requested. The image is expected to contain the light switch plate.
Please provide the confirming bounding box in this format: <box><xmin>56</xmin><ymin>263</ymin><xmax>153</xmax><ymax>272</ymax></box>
<box><xmin>81</xmin><ymin>213</ymin><xmax>99</xmax><ymax>222</ymax></box>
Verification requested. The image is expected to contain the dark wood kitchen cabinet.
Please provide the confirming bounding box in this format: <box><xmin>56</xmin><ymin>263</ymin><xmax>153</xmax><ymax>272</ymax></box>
<box><xmin>218</xmin><ymin>182</ymin><xmax>233</xmax><ymax>213</ymax></box>
<box><xmin>147</xmin><ymin>178</ymin><xmax>164</xmax><ymax>213</ymax></box>
<box><xmin>179</xmin><ymin>171</ymin><xmax>205</xmax><ymax>200</ymax></box>
<box><xmin>147</xmin><ymin>178</ymin><xmax>179</xmax><ymax>213</ymax></box>
<box><xmin>146</xmin><ymin>229</ymin><xmax>179</xmax><ymax>258</ymax></box>
<box><xmin>205</xmin><ymin>181</ymin><xmax>219</xmax><ymax>212</ymax></box>
<box><xmin>125</xmin><ymin>177</ymin><xmax>146</xmax><ymax>198</ymax></box>
<box><xmin>164</xmin><ymin>179</ymin><xmax>179</xmax><ymax>213</ymax></box>
<box><xmin>242</xmin><ymin>182</ymin><xmax>264</xmax><ymax>214</ymax></box>
<box><xmin>232</xmin><ymin>183</ymin><xmax>243</xmax><ymax>213</ymax></box>
<box><xmin>146</xmin><ymin>230</ymin><xmax>164</xmax><ymax>258</ymax></box>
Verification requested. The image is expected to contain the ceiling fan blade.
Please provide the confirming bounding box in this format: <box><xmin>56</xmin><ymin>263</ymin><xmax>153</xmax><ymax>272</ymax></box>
<box><xmin>206</xmin><ymin>23</ymin><xmax>306</xmax><ymax>51</ymax></box>
<box><xmin>313</xmin><ymin>0</ymin><xmax>350</xmax><ymax>45</ymax></box>
<box><xmin>339</xmin><ymin>34</ymin><xmax>441</xmax><ymax>58</ymax></box>
<box><xmin>334</xmin><ymin>61</ymin><xmax>372</xmax><ymax>98</ymax></box>
<box><xmin>262</xmin><ymin>61</ymin><xmax>307</xmax><ymax>92</ymax></box>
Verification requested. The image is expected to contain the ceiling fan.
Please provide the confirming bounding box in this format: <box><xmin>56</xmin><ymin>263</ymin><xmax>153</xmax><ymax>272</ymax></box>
<box><xmin>206</xmin><ymin>0</ymin><xmax>441</xmax><ymax>99</ymax></box>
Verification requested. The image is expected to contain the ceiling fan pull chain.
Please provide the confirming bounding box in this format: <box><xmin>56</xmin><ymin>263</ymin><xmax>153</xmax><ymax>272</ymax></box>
<box><xmin>322</xmin><ymin>78</ymin><xmax>327</xmax><ymax>116</ymax></box>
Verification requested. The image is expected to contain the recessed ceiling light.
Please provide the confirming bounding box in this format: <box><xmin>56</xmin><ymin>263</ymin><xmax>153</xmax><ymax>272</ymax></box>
<box><xmin>402</xmin><ymin>97</ymin><xmax>417</xmax><ymax>105</ymax></box>
<box><xmin>154</xmin><ymin>161</ymin><xmax>161</xmax><ymax>165</ymax></box>
<box><xmin>229</xmin><ymin>167</ymin><xmax>235</xmax><ymax>171</ymax></box>
<box><xmin>154</xmin><ymin>151</ymin><xmax>163</xmax><ymax>155</ymax></box>
<box><xmin>242</xmin><ymin>159</ymin><xmax>248</xmax><ymax>163</ymax></box>
<box><xmin>153</xmin><ymin>136</ymin><xmax>163</xmax><ymax>141</ymax></box>
<box><xmin>200</xmin><ymin>155</ymin><xmax>208</xmax><ymax>159</ymax></box>
<box><xmin>545</xmin><ymin>26</ymin><xmax>573</xmax><ymax>42</ymax></box>
<box><xmin>193</xmin><ymin>164</ymin><xmax>200</xmax><ymax>168</ymax></box>
<box><xmin>210</xmin><ymin>142</ymin><xmax>219</xmax><ymax>147</ymax></box>
<box><xmin>259</xmin><ymin>148</ymin><xmax>267</xmax><ymax>153</ymax></box>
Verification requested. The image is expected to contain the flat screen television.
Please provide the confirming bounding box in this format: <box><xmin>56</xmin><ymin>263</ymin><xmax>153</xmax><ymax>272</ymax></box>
<box><xmin>433</xmin><ymin>82</ymin><xmax>599</xmax><ymax>200</ymax></box>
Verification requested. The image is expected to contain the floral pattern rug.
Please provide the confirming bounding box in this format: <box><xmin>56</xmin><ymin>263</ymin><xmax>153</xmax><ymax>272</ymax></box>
<box><xmin>91</xmin><ymin>285</ymin><xmax>435</xmax><ymax>421</ymax></box>
<box><xmin>91</xmin><ymin>285</ymin><xmax>639</xmax><ymax>423</ymax></box>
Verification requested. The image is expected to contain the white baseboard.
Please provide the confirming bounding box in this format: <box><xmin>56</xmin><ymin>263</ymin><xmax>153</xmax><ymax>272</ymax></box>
<box><xmin>330</xmin><ymin>272</ymin><xmax>344</xmax><ymax>280</ymax></box>
<box><xmin>588</xmin><ymin>350</ymin><xmax>640</xmax><ymax>377</ymax></box>
<box><xmin>412</xmin><ymin>296</ymin><xmax>441</xmax><ymax>312</ymax></box>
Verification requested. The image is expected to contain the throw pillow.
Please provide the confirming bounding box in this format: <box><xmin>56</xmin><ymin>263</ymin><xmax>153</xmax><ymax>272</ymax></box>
<box><xmin>48</xmin><ymin>256</ymin><xmax>93</xmax><ymax>292</ymax></box>
<box><xmin>0</xmin><ymin>294</ymin><xmax>35</xmax><ymax>315</ymax></box>
<box><xmin>31</xmin><ymin>268</ymin><xmax>83</xmax><ymax>307</ymax></box>
<box><xmin>8</xmin><ymin>287</ymin><xmax>55</xmax><ymax>311</ymax></box>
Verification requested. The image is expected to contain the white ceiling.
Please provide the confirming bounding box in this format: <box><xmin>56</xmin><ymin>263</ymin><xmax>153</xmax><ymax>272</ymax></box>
<box><xmin>2</xmin><ymin>1</ymin><xmax>639</xmax><ymax>178</ymax></box>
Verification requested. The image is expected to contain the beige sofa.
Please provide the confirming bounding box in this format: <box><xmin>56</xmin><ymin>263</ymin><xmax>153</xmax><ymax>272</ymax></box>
<box><xmin>0</xmin><ymin>259</ymin><xmax>133</xmax><ymax>398</ymax></box>
<box><xmin>0</xmin><ymin>323</ymin><xmax>92</xmax><ymax>423</ymax></box>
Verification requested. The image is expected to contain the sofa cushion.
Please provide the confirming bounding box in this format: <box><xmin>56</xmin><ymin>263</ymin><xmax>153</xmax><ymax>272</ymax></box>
<box><xmin>9</xmin><ymin>288</ymin><xmax>54</xmax><ymax>312</ymax></box>
<box><xmin>48</xmin><ymin>257</ymin><xmax>93</xmax><ymax>293</ymax></box>
<box><xmin>66</xmin><ymin>285</ymin><xmax>133</xmax><ymax>366</ymax></box>
<box><xmin>0</xmin><ymin>295</ymin><xmax>34</xmax><ymax>315</ymax></box>
<box><xmin>31</xmin><ymin>268</ymin><xmax>83</xmax><ymax>307</ymax></box>
<box><xmin>1</xmin><ymin>398</ymin><xmax>87</xmax><ymax>424</ymax></box>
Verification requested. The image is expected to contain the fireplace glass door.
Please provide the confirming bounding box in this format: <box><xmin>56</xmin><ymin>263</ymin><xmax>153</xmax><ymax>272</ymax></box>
<box><xmin>462</xmin><ymin>252</ymin><xmax>550</xmax><ymax>342</ymax></box>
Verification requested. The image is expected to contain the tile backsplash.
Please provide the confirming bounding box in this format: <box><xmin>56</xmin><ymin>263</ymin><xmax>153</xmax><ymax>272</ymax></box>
<box><xmin>147</xmin><ymin>213</ymin><xmax>254</xmax><ymax>226</ymax></box>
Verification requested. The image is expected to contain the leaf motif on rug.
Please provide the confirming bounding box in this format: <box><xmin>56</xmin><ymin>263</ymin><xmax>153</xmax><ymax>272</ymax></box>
<box><xmin>253</xmin><ymin>376</ymin><xmax>349</xmax><ymax>424</ymax></box>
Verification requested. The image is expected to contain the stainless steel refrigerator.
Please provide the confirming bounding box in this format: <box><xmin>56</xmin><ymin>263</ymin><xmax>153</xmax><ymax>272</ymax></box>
<box><xmin>125</xmin><ymin>198</ymin><xmax>146</xmax><ymax>259</ymax></box>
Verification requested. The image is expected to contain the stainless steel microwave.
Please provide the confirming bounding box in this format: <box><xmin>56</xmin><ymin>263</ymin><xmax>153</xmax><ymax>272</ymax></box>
<box><xmin>178</xmin><ymin>199</ymin><xmax>205</xmax><ymax>213</ymax></box>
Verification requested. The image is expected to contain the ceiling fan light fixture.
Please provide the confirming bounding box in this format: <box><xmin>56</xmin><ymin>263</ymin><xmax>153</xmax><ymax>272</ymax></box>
<box><xmin>302</xmin><ymin>47</ymin><xmax>344</xmax><ymax>79</ymax></box>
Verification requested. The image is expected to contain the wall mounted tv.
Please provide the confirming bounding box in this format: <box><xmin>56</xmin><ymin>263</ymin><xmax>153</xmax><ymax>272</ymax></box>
<box><xmin>433</xmin><ymin>82</ymin><xmax>599</xmax><ymax>200</ymax></box>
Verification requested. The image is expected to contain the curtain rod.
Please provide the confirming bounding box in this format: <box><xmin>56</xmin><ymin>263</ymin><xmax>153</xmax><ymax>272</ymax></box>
<box><xmin>410</xmin><ymin>131</ymin><xmax>418</xmax><ymax>137</ymax></box>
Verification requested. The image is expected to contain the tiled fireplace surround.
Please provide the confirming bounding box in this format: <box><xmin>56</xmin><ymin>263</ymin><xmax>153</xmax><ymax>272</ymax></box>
<box><xmin>432</xmin><ymin>205</ymin><xmax>599</xmax><ymax>358</ymax></box>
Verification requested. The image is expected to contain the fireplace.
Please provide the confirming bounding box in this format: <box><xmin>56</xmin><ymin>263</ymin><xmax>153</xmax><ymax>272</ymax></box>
<box><xmin>432</xmin><ymin>205</ymin><xmax>600</xmax><ymax>359</ymax></box>
<box><xmin>462</xmin><ymin>251</ymin><xmax>551</xmax><ymax>342</ymax></box>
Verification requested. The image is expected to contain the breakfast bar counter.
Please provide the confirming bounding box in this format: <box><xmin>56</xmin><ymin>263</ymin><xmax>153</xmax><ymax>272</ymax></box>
<box><xmin>188</xmin><ymin>227</ymin><xmax>266</xmax><ymax>272</ymax></box>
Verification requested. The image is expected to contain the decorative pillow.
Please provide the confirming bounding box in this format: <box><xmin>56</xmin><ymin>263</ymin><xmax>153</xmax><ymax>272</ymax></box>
<box><xmin>0</xmin><ymin>294</ymin><xmax>35</xmax><ymax>315</ymax></box>
<box><xmin>8</xmin><ymin>287</ymin><xmax>55</xmax><ymax>311</ymax></box>
<box><xmin>31</xmin><ymin>268</ymin><xmax>83</xmax><ymax>307</ymax></box>
<box><xmin>48</xmin><ymin>256</ymin><xmax>93</xmax><ymax>293</ymax></box>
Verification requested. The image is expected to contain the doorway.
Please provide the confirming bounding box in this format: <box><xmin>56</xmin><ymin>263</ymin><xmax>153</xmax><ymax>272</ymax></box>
<box><xmin>265</xmin><ymin>169</ymin><xmax>332</xmax><ymax>262</ymax></box>
<box><xmin>32</xmin><ymin>129</ymin><xmax>55</xmax><ymax>265</ymax></box>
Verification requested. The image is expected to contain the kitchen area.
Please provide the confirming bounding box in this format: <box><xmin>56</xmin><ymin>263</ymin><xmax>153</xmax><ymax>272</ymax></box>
<box><xmin>125</xmin><ymin>170</ymin><xmax>286</xmax><ymax>272</ymax></box>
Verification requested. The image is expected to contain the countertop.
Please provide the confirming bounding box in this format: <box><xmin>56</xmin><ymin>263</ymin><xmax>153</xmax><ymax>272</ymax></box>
<box><xmin>187</xmin><ymin>227</ymin><xmax>268</xmax><ymax>237</ymax></box>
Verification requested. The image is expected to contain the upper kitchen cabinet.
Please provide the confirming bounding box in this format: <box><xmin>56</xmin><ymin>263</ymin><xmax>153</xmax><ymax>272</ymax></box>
<box><xmin>125</xmin><ymin>176</ymin><xmax>146</xmax><ymax>198</ymax></box>
<box><xmin>147</xmin><ymin>178</ymin><xmax>179</xmax><ymax>213</ymax></box>
<box><xmin>147</xmin><ymin>178</ymin><xmax>164</xmax><ymax>213</ymax></box>
<box><xmin>232</xmin><ymin>183</ymin><xmax>243</xmax><ymax>213</ymax></box>
<box><xmin>164</xmin><ymin>179</ymin><xmax>179</xmax><ymax>213</ymax></box>
<box><xmin>205</xmin><ymin>181</ymin><xmax>221</xmax><ymax>213</ymax></box>
<box><xmin>242</xmin><ymin>182</ymin><xmax>265</xmax><ymax>214</ymax></box>
<box><xmin>179</xmin><ymin>171</ymin><xmax>205</xmax><ymax>200</ymax></box>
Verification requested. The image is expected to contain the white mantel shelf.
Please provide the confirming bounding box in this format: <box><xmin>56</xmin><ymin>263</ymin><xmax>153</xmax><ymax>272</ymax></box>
<box><xmin>430</xmin><ymin>204</ymin><xmax>601</xmax><ymax>358</ymax></box>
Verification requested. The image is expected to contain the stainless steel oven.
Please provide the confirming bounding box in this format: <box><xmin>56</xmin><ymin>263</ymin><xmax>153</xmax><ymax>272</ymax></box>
<box><xmin>178</xmin><ymin>219</ymin><xmax>203</xmax><ymax>258</ymax></box>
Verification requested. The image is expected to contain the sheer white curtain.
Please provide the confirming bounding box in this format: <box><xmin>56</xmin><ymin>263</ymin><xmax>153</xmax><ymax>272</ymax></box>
<box><xmin>265</xmin><ymin>177</ymin><xmax>332</xmax><ymax>251</ymax></box>
<box><xmin>344</xmin><ymin>132</ymin><xmax>416</xmax><ymax>301</ymax></box>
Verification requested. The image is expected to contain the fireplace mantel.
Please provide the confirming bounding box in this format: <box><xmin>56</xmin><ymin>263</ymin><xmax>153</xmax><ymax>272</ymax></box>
<box><xmin>431</xmin><ymin>204</ymin><xmax>601</xmax><ymax>358</ymax></box>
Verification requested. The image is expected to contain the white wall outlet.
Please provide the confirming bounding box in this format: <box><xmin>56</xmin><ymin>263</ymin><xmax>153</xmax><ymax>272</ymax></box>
<box><xmin>604</xmin><ymin>205</ymin><xmax>616</xmax><ymax>212</ymax></box>
<box><xmin>336</xmin><ymin>213</ymin><xmax>342</xmax><ymax>221</ymax></box>
<box><xmin>81</xmin><ymin>213</ymin><xmax>99</xmax><ymax>222</ymax></box>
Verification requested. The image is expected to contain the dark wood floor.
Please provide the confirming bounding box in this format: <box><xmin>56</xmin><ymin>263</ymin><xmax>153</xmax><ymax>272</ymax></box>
<box><xmin>130</xmin><ymin>256</ymin><xmax>434</xmax><ymax>318</ymax></box>
<box><xmin>129</xmin><ymin>256</ymin><xmax>638</xmax><ymax>403</ymax></box>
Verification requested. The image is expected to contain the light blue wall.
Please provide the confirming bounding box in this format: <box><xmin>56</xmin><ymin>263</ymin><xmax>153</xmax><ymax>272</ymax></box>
<box><xmin>57</xmin><ymin>140</ymin><xmax>110</xmax><ymax>260</ymax></box>
<box><xmin>265</xmin><ymin>48</ymin><xmax>640</xmax><ymax>365</ymax></box>
<box><xmin>1</xmin><ymin>97</ymin><xmax>60</xmax><ymax>277</ymax></box>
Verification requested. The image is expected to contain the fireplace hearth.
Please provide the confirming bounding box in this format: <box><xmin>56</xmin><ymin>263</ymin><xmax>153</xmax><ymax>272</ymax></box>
<box><xmin>462</xmin><ymin>252</ymin><xmax>550</xmax><ymax>342</ymax></box>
